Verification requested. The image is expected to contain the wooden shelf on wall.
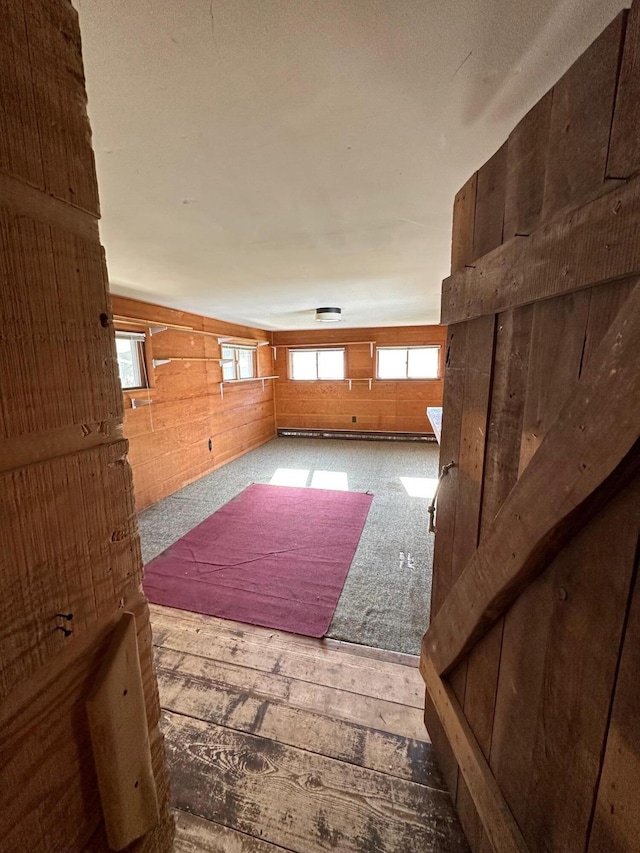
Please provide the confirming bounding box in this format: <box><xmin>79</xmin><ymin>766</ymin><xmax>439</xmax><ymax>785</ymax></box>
<box><xmin>219</xmin><ymin>376</ymin><xmax>279</xmax><ymax>398</ymax></box>
<box><xmin>275</xmin><ymin>341</ymin><xmax>376</xmax><ymax>357</ymax></box>
<box><xmin>114</xmin><ymin>315</ymin><xmax>221</xmax><ymax>339</ymax></box>
<box><xmin>218</xmin><ymin>336</ymin><xmax>270</xmax><ymax>347</ymax></box>
<box><xmin>152</xmin><ymin>357</ymin><xmax>224</xmax><ymax>367</ymax></box>
<box><xmin>347</xmin><ymin>377</ymin><xmax>374</xmax><ymax>390</ymax></box>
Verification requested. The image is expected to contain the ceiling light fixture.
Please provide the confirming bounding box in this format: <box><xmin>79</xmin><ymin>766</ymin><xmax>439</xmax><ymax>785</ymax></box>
<box><xmin>315</xmin><ymin>307</ymin><xmax>342</xmax><ymax>322</ymax></box>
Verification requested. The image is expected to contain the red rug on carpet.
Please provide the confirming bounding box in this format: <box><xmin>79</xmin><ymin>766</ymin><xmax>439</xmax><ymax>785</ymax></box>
<box><xmin>143</xmin><ymin>483</ymin><xmax>373</xmax><ymax>637</ymax></box>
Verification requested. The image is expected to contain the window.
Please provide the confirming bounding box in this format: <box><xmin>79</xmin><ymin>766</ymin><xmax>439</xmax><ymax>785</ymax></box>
<box><xmin>377</xmin><ymin>346</ymin><xmax>440</xmax><ymax>379</ymax></box>
<box><xmin>290</xmin><ymin>348</ymin><xmax>345</xmax><ymax>380</ymax></box>
<box><xmin>115</xmin><ymin>331</ymin><xmax>148</xmax><ymax>389</ymax></box>
<box><xmin>222</xmin><ymin>344</ymin><xmax>256</xmax><ymax>381</ymax></box>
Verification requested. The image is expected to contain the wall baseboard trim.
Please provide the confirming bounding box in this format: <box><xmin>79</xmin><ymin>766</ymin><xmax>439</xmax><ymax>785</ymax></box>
<box><xmin>277</xmin><ymin>428</ymin><xmax>436</xmax><ymax>443</ymax></box>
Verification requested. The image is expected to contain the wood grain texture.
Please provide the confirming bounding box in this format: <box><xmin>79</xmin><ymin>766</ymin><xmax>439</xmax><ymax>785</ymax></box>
<box><xmin>447</xmin><ymin>315</ymin><xmax>495</xmax><ymax>820</ymax></box>
<box><xmin>0</xmin><ymin>209</ymin><xmax>120</xmax><ymax>439</ymax></box>
<box><xmin>542</xmin><ymin>11</ymin><xmax>626</xmax><ymax>218</ymax></box>
<box><xmin>441</xmin><ymin>174</ymin><xmax>640</xmax><ymax>325</ymax></box>
<box><xmin>87</xmin><ymin>612</ymin><xmax>159</xmax><ymax>850</ymax></box>
<box><xmin>0</xmin><ymin>3</ymin><xmax>172</xmax><ymax>849</ymax></box>
<box><xmin>1</xmin><ymin>593</ymin><xmax>166</xmax><ymax>853</ymax></box>
<box><xmin>150</xmin><ymin>603</ymin><xmax>420</xmax><ymax>669</ymax></box>
<box><xmin>587</xmin><ymin>551</ymin><xmax>640</xmax><ymax>853</ymax></box>
<box><xmin>608</xmin><ymin>0</ymin><xmax>640</xmax><ymax>179</ymax></box>
<box><xmin>159</xmin><ymin>666</ymin><xmax>442</xmax><ymax>788</ymax></box>
<box><xmin>112</xmin><ymin>295</ymin><xmax>276</xmax><ymax>510</ymax></box>
<box><xmin>503</xmin><ymin>92</ymin><xmax>553</xmax><ymax>239</ymax></box>
<box><xmin>0</xmin><ymin>441</ymin><xmax>142</xmax><ymax>699</ymax></box>
<box><xmin>446</xmin><ymin>316</ymin><xmax>495</xmax><ymax>849</ymax></box>
<box><xmin>175</xmin><ymin>811</ymin><xmax>283</xmax><ymax>853</ymax></box>
<box><xmin>272</xmin><ymin>325</ymin><xmax>446</xmax><ymax>435</ymax></box>
<box><xmin>518</xmin><ymin>290</ymin><xmax>591</xmax><ymax>474</ymax></box>
<box><xmin>472</xmin><ymin>144</ymin><xmax>507</xmax><ymax>262</ymax></box>
<box><xmin>0</xmin><ymin>0</ymin><xmax>99</xmax><ymax>212</ymax></box>
<box><xmin>155</xmin><ymin>644</ymin><xmax>427</xmax><ymax>742</ymax></box>
<box><xmin>421</xmin><ymin>656</ymin><xmax>528</xmax><ymax>853</ymax></box>
<box><xmin>451</xmin><ymin>173</ymin><xmax>478</xmax><ymax>273</ymax></box>
<box><xmin>423</xmin><ymin>284</ymin><xmax>640</xmax><ymax>677</ymax></box>
<box><xmin>490</xmin><ymin>476</ymin><xmax>639</xmax><ymax>852</ymax></box>
<box><xmin>455</xmin><ymin>305</ymin><xmax>533</xmax><ymax>853</ymax></box>
<box><xmin>154</xmin><ymin>609</ymin><xmax>468</xmax><ymax>852</ymax></box>
<box><xmin>425</xmin><ymin>322</ymin><xmax>470</xmax><ymax>796</ymax></box>
<box><xmin>83</xmin><ymin>733</ymin><xmax>174</xmax><ymax>853</ymax></box>
<box><xmin>434</xmin><ymin>13</ymin><xmax>640</xmax><ymax>851</ymax></box>
<box><xmin>163</xmin><ymin>710</ymin><xmax>468</xmax><ymax>853</ymax></box>
<box><xmin>151</xmin><ymin>611</ymin><xmax>424</xmax><ymax>709</ymax></box>
<box><xmin>151</xmin><ymin>607</ymin><xmax>436</xmax><ymax>790</ymax></box>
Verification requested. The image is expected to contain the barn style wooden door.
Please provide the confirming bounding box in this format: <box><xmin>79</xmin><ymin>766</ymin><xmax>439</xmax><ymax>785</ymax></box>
<box><xmin>421</xmin><ymin>6</ymin><xmax>640</xmax><ymax>853</ymax></box>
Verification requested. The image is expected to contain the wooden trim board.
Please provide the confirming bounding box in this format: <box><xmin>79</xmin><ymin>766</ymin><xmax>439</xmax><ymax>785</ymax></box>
<box><xmin>421</xmin><ymin>655</ymin><xmax>529</xmax><ymax>853</ymax></box>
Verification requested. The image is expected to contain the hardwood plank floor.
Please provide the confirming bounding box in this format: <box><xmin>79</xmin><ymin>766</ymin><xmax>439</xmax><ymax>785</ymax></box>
<box><xmin>151</xmin><ymin>605</ymin><xmax>469</xmax><ymax>852</ymax></box>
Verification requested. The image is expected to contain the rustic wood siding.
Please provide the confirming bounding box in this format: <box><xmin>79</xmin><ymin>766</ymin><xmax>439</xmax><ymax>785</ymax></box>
<box><xmin>111</xmin><ymin>296</ymin><xmax>276</xmax><ymax>510</ymax></box>
<box><xmin>272</xmin><ymin>325</ymin><xmax>446</xmax><ymax>434</ymax></box>
<box><xmin>423</xmin><ymin>6</ymin><xmax>640</xmax><ymax>852</ymax></box>
<box><xmin>0</xmin><ymin>2</ymin><xmax>172</xmax><ymax>850</ymax></box>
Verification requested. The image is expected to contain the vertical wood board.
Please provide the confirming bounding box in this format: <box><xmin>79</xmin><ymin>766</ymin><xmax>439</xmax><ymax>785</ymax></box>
<box><xmin>587</xmin><ymin>551</ymin><xmax>640</xmax><ymax>853</ymax></box>
<box><xmin>451</xmin><ymin>173</ymin><xmax>478</xmax><ymax>274</ymax></box>
<box><xmin>489</xmin><ymin>477</ymin><xmax>639</xmax><ymax>852</ymax></box>
<box><xmin>542</xmin><ymin>12</ymin><xmax>626</xmax><ymax>217</ymax></box>
<box><xmin>607</xmin><ymin>0</ymin><xmax>640</xmax><ymax>179</ymax></box>
<box><xmin>504</xmin><ymin>92</ymin><xmax>553</xmax><ymax>238</ymax></box>
<box><xmin>472</xmin><ymin>144</ymin><xmax>507</xmax><ymax>262</ymax></box>
<box><xmin>87</xmin><ymin>612</ymin><xmax>159</xmax><ymax>850</ymax></box>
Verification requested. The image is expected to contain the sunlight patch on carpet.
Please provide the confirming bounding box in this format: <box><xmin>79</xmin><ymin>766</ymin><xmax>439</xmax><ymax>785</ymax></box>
<box><xmin>310</xmin><ymin>470</ymin><xmax>349</xmax><ymax>491</ymax></box>
<box><xmin>270</xmin><ymin>468</ymin><xmax>310</xmax><ymax>487</ymax></box>
<box><xmin>400</xmin><ymin>476</ymin><xmax>439</xmax><ymax>498</ymax></box>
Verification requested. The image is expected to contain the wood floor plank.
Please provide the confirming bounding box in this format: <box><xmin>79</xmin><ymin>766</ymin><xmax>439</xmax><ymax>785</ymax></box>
<box><xmin>150</xmin><ymin>605</ymin><xmax>420</xmax><ymax>668</ymax></box>
<box><xmin>151</xmin><ymin>613</ymin><xmax>424</xmax><ymax>709</ymax></box>
<box><xmin>163</xmin><ymin>711</ymin><xmax>469</xmax><ymax>853</ymax></box>
<box><xmin>157</xmin><ymin>666</ymin><xmax>443</xmax><ymax>788</ymax></box>
<box><xmin>154</xmin><ymin>646</ymin><xmax>428</xmax><ymax>741</ymax></box>
<box><xmin>174</xmin><ymin>809</ymin><xmax>286</xmax><ymax>852</ymax></box>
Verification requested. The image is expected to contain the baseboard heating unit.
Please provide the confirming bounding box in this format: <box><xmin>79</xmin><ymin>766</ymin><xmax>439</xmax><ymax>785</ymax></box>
<box><xmin>277</xmin><ymin>428</ymin><xmax>436</xmax><ymax>443</ymax></box>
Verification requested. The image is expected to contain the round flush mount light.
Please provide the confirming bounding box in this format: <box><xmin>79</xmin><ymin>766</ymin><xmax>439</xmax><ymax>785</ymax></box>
<box><xmin>315</xmin><ymin>307</ymin><xmax>342</xmax><ymax>322</ymax></box>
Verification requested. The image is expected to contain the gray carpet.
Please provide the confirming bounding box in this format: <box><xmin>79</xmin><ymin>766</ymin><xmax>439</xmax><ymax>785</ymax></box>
<box><xmin>139</xmin><ymin>436</ymin><xmax>439</xmax><ymax>655</ymax></box>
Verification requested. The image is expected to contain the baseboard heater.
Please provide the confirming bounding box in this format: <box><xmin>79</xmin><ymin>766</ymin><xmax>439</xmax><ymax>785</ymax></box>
<box><xmin>277</xmin><ymin>428</ymin><xmax>437</xmax><ymax>443</ymax></box>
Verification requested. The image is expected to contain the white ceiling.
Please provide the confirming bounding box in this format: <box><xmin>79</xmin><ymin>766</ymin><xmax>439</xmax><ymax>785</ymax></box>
<box><xmin>75</xmin><ymin>0</ymin><xmax>625</xmax><ymax>330</ymax></box>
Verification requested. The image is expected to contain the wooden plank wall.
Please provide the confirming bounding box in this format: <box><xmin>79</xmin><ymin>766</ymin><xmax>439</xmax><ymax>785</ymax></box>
<box><xmin>111</xmin><ymin>296</ymin><xmax>276</xmax><ymax>510</ymax></box>
<box><xmin>426</xmin><ymin>6</ymin><xmax>640</xmax><ymax>852</ymax></box>
<box><xmin>271</xmin><ymin>326</ymin><xmax>446</xmax><ymax>434</ymax></box>
<box><xmin>0</xmin><ymin>2</ymin><xmax>173</xmax><ymax>850</ymax></box>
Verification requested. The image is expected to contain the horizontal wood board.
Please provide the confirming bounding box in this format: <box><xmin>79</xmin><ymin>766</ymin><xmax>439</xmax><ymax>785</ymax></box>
<box><xmin>151</xmin><ymin>607</ymin><xmax>469</xmax><ymax>853</ymax></box>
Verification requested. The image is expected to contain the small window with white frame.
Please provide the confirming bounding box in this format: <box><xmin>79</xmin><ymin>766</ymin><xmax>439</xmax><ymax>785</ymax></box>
<box><xmin>221</xmin><ymin>344</ymin><xmax>257</xmax><ymax>381</ymax></box>
<box><xmin>115</xmin><ymin>330</ymin><xmax>148</xmax><ymax>389</ymax></box>
<box><xmin>377</xmin><ymin>346</ymin><xmax>440</xmax><ymax>380</ymax></box>
<box><xmin>289</xmin><ymin>348</ymin><xmax>345</xmax><ymax>380</ymax></box>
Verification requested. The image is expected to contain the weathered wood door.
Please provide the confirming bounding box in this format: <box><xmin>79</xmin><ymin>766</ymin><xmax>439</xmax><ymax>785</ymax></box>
<box><xmin>421</xmin><ymin>6</ymin><xmax>640</xmax><ymax>853</ymax></box>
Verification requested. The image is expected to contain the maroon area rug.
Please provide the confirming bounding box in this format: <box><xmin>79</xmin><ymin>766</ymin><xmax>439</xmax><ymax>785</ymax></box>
<box><xmin>143</xmin><ymin>483</ymin><xmax>373</xmax><ymax>637</ymax></box>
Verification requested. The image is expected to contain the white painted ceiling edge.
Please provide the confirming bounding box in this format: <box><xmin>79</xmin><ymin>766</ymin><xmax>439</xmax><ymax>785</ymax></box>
<box><xmin>75</xmin><ymin>0</ymin><xmax>625</xmax><ymax>330</ymax></box>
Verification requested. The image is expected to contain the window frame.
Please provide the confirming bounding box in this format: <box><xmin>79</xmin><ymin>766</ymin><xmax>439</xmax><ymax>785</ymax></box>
<box><xmin>376</xmin><ymin>345</ymin><xmax>441</xmax><ymax>380</ymax></box>
<box><xmin>221</xmin><ymin>343</ymin><xmax>257</xmax><ymax>382</ymax></box>
<box><xmin>289</xmin><ymin>347</ymin><xmax>346</xmax><ymax>381</ymax></box>
<box><xmin>115</xmin><ymin>330</ymin><xmax>149</xmax><ymax>390</ymax></box>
